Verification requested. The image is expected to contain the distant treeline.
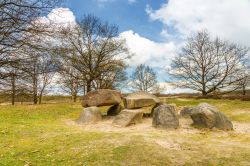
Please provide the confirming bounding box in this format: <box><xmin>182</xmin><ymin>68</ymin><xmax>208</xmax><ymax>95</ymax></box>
<box><xmin>156</xmin><ymin>90</ymin><xmax>250</xmax><ymax>101</ymax></box>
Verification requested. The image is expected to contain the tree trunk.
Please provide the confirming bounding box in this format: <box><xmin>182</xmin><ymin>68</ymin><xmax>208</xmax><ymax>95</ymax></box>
<box><xmin>243</xmin><ymin>85</ymin><xmax>246</xmax><ymax>96</ymax></box>
<box><xmin>33</xmin><ymin>75</ymin><xmax>38</xmax><ymax>105</ymax></box>
<box><xmin>201</xmin><ymin>79</ymin><xmax>207</xmax><ymax>97</ymax></box>
<box><xmin>38</xmin><ymin>94</ymin><xmax>42</xmax><ymax>104</ymax></box>
<box><xmin>33</xmin><ymin>91</ymin><xmax>38</xmax><ymax>104</ymax></box>
<box><xmin>86</xmin><ymin>80</ymin><xmax>92</xmax><ymax>93</ymax></box>
<box><xmin>83</xmin><ymin>85</ymin><xmax>86</xmax><ymax>95</ymax></box>
<box><xmin>202</xmin><ymin>91</ymin><xmax>207</xmax><ymax>97</ymax></box>
<box><xmin>73</xmin><ymin>93</ymin><xmax>77</xmax><ymax>102</ymax></box>
<box><xmin>11</xmin><ymin>73</ymin><xmax>16</xmax><ymax>105</ymax></box>
<box><xmin>38</xmin><ymin>85</ymin><xmax>46</xmax><ymax>104</ymax></box>
<box><xmin>71</xmin><ymin>91</ymin><xmax>77</xmax><ymax>102</ymax></box>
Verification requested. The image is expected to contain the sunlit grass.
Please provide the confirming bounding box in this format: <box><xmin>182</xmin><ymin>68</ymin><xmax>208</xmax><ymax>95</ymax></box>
<box><xmin>0</xmin><ymin>99</ymin><xmax>250</xmax><ymax>165</ymax></box>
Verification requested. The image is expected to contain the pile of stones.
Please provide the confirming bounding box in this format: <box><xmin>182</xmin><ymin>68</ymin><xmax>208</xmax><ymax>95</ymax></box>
<box><xmin>76</xmin><ymin>89</ymin><xmax>233</xmax><ymax>131</ymax></box>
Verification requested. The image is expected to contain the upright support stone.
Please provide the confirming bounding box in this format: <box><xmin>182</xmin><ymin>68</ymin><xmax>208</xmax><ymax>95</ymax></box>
<box><xmin>112</xmin><ymin>109</ymin><xmax>143</xmax><ymax>127</ymax></box>
<box><xmin>152</xmin><ymin>104</ymin><xmax>179</xmax><ymax>129</ymax></box>
<box><xmin>76</xmin><ymin>107</ymin><xmax>102</xmax><ymax>124</ymax></box>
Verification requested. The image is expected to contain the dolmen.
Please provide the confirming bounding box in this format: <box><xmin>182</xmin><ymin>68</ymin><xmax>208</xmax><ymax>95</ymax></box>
<box><xmin>77</xmin><ymin>89</ymin><xmax>123</xmax><ymax>124</ymax></box>
<box><xmin>112</xmin><ymin>91</ymin><xmax>161</xmax><ymax>127</ymax></box>
<box><xmin>77</xmin><ymin>89</ymin><xmax>233</xmax><ymax>131</ymax></box>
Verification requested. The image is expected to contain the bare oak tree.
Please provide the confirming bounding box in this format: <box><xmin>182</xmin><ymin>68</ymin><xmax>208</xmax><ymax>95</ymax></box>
<box><xmin>130</xmin><ymin>64</ymin><xmax>159</xmax><ymax>93</ymax></box>
<box><xmin>171</xmin><ymin>30</ymin><xmax>249</xmax><ymax>96</ymax></box>
<box><xmin>55</xmin><ymin>15</ymin><xmax>130</xmax><ymax>92</ymax></box>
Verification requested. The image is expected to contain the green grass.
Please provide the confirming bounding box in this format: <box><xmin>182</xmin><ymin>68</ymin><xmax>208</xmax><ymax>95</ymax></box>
<box><xmin>0</xmin><ymin>99</ymin><xmax>250</xmax><ymax>165</ymax></box>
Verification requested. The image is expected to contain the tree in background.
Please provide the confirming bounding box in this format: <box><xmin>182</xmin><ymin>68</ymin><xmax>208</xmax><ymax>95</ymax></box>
<box><xmin>58</xmin><ymin>67</ymin><xmax>83</xmax><ymax>102</ymax></box>
<box><xmin>236</xmin><ymin>69</ymin><xmax>250</xmax><ymax>95</ymax></box>
<box><xmin>0</xmin><ymin>0</ymin><xmax>60</xmax><ymax>104</ymax></box>
<box><xmin>21</xmin><ymin>49</ymin><xmax>55</xmax><ymax>104</ymax></box>
<box><xmin>92</xmin><ymin>63</ymin><xmax>128</xmax><ymax>90</ymax></box>
<box><xmin>55</xmin><ymin>15</ymin><xmax>130</xmax><ymax>93</ymax></box>
<box><xmin>170</xmin><ymin>30</ymin><xmax>249</xmax><ymax>96</ymax></box>
<box><xmin>0</xmin><ymin>0</ymin><xmax>59</xmax><ymax>79</ymax></box>
<box><xmin>0</xmin><ymin>56</ymin><xmax>28</xmax><ymax>105</ymax></box>
<box><xmin>130</xmin><ymin>64</ymin><xmax>159</xmax><ymax>93</ymax></box>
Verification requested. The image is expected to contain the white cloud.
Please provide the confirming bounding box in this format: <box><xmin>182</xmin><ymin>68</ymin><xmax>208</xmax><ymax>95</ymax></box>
<box><xmin>47</xmin><ymin>8</ymin><xmax>76</xmax><ymax>24</ymax></box>
<box><xmin>128</xmin><ymin>0</ymin><xmax>136</xmax><ymax>4</ymax></box>
<box><xmin>38</xmin><ymin>8</ymin><xmax>76</xmax><ymax>27</ymax></box>
<box><xmin>120</xmin><ymin>30</ymin><xmax>178</xmax><ymax>68</ymax></box>
<box><xmin>96</xmin><ymin>0</ymin><xmax>136</xmax><ymax>4</ymax></box>
<box><xmin>147</xmin><ymin>0</ymin><xmax>250</xmax><ymax>46</ymax></box>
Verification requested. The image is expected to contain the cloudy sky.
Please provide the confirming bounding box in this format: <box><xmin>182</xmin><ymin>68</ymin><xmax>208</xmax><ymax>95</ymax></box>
<box><xmin>47</xmin><ymin>0</ymin><xmax>250</xmax><ymax>93</ymax></box>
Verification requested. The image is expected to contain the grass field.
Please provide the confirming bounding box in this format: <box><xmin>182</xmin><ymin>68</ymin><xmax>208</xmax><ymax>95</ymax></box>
<box><xmin>0</xmin><ymin>99</ymin><xmax>250</xmax><ymax>165</ymax></box>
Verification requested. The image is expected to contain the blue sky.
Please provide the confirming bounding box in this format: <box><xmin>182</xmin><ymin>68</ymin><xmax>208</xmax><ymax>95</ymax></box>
<box><xmin>63</xmin><ymin>0</ymin><xmax>166</xmax><ymax>42</ymax></box>
<box><xmin>48</xmin><ymin>0</ymin><xmax>250</xmax><ymax>93</ymax></box>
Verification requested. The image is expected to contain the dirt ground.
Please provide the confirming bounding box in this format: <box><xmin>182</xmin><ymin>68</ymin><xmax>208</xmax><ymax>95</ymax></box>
<box><xmin>65</xmin><ymin>116</ymin><xmax>250</xmax><ymax>135</ymax></box>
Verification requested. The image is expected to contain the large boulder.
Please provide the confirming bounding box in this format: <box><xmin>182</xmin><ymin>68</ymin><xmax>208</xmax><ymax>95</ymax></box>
<box><xmin>124</xmin><ymin>91</ymin><xmax>161</xmax><ymax>109</ymax></box>
<box><xmin>190</xmin><ymin>103</ymin><xmax>233</xmax><ymax>130</ymax></box>
<box><xmin>112</xmin><ymin>109</ymin><xmax>143</xmax><ymax>127</ymax></box>
<box><xmin>82</xmin><ymin>89</ymin><xmax>122</xmax><ymax>107</ymax></box>
<box><xmin>152</xmin><ymin>104</ymin><xmax>179</xmax><ymax>129</ymax></box>
<box><xmin>107</xmin><ymin>104</ymin><xmax>124</xmax><ymax>116</ymax></box>
<box><xmin>76</xmin><ymin>107</ymin><xmax>102</xmax><ymax>124</ymax></box>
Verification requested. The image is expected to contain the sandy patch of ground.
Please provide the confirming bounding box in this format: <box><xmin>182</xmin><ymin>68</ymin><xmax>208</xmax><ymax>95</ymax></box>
<box><xmin>63</xmin><ymin>116</ymin><xmax>250</xmax><ymax>158</ymax></box>
<box><xmin>0</xmin><ymin>103</ymin><xmax>12</xmax><ymax>106</ymax></box>
<box><xmin>232</xmin><ymin>109</ymin><xmax>250</xmax><ymax>115</ymax></box>
<box><xmin>65</xmin><ymin>117</ymin><xmax>160</xmax><ymax>133</ymax></box>
<box><xmin>233</xmin><ymin>122</ymin><xmax>250</xmax><ymax>134</ymax></box>
<box><xmin>65</xmin><ymin>116</ymin><xmax>250</xmax><ymax>135</ymax></box>
<box><xmin>150</xmin><ymin>138</ymin><xmax>182</xmax><ymax>150</ymax></box>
